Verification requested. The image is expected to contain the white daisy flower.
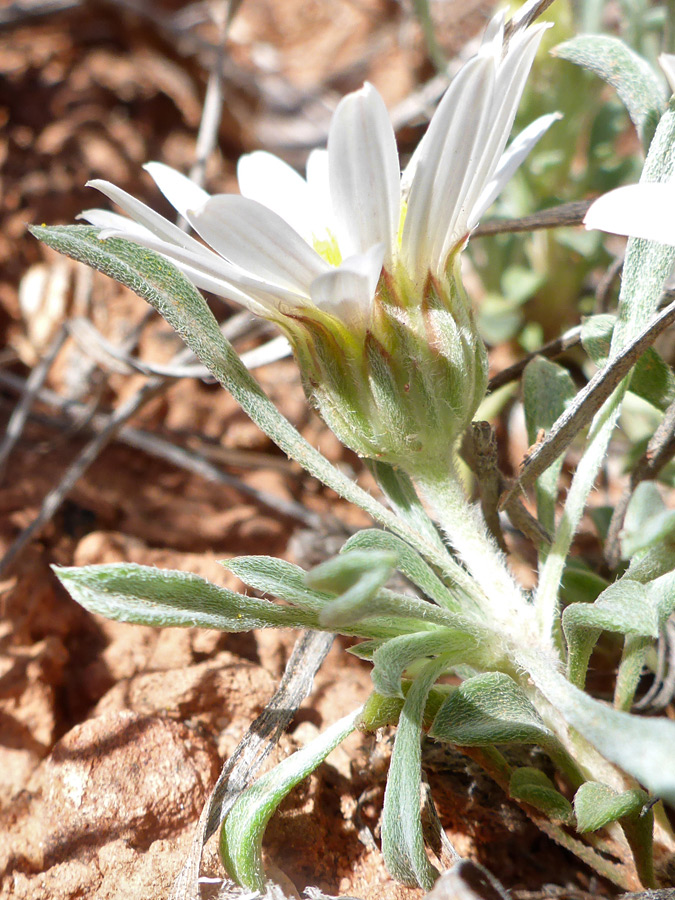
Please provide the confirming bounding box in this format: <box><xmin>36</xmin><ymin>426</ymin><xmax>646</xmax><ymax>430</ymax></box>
<box><xmin>81</xmin><ymin>13</ymin><xmax>555</xmax><ymax>329</ymax></box>
<box><xmin>80</xmin><ymin>12</ymin><xmax>556</xmax><ymax>467</ymax></box>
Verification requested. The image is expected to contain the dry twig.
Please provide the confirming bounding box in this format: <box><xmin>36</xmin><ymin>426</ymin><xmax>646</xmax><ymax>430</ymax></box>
<box><xmin>474</xmin><ymin>201</ymin><xmax>592</xmax><ymax>238</ymax></box>
<box><xmin>0</xmin><ymin>370</ymin><xmax>323</xmax><ymax>529</ymax></box>
<box><xmin>488</xmin><ymin>324</ymin><xmax>583</xmax><ymax>392</ymax></box>
<box><xmin>169</xmin><ymin>630</ymin><xmax>335</xmax><ymax>900</ymax></box>
<box><xmin>0</xmin><ymin>326</ymin><xmax>69</xmax><ymax>481</ymax></box>
<box><xmin>506</xmin><ymin>295</ymin><xmax>675</xmax><ymax>502</ymax></box>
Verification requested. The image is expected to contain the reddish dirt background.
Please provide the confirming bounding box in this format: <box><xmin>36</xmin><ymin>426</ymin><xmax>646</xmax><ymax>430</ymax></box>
<box><xmin>0</xmin><ymin>1</ymin><xmax>620</xmax><ymax>898</ymax></box>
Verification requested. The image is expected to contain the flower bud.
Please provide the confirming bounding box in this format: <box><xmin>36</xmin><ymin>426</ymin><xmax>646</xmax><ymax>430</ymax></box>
<box><xmin>282</xmin><ymin>259</ymin><xmax>488</xmax><ymax>472</ymax></box>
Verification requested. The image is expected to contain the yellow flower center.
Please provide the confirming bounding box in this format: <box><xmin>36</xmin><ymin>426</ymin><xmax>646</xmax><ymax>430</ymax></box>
<box><xmin>313</xmin><ymin>231</ymin><xmax>342</xmax><ymax>267</ymax></box>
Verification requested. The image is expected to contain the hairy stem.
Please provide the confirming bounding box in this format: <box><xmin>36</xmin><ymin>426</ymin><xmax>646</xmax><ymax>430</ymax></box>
<box><xmin>413</xmin><ymin>462</ymin><xmax>531</xmax><ymax>632</ymax></box>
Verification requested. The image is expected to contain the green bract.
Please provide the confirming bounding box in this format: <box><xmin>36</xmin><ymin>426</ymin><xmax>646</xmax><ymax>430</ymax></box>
<box><xmin>286</xmin><ymin>261</ymin><xmax>488</xmax><ymax>469</ymax></box>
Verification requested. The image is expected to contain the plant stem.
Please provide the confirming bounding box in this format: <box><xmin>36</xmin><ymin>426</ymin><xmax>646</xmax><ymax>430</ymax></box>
<box><xmin>414</xmin><ymin>463</ymin><xmax>530</xmax><ymax>631</ymax></box>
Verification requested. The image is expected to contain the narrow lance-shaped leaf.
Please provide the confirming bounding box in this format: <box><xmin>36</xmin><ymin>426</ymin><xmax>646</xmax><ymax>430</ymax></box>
<box><xmin>554</xmin><ymin>35</ymin><xmax>665</xmax><ymax>145</ymax></box>
<box><xmin>306</xmin><ymin>550</ymin><xmax>396</xmax><ymax>629</ymax></box>
<box><xmin>54</xmin><ymin>563</ymin><xmax>320</xmax><ymax>631</ymax></box>
<box><xmin>429</xmin><ymin>672</ymin><xmax>555</xmax><ymax>748</ymax></box>
<box><xmin>509</xmin><ymin>767</ymin><xmax>574</xmax><ymax>824</ymax></box>
<box><xmin>220</xmin><ymin>708</ymin><xmax>359</xmax><ymax>891</ymax></box>
<box><xmin>343</xmin><ymin>587</ymin><xmax>470</xmax><ymax>631</ymax></box>
<box><xmin>523</xmin><ymin>357</ymin><xmax>575</xmax><ymax>538</ymax></box>
<box><xmin>562</xmin><ymin>580</ymin><xmax>658</xmax><ymax>689</ymax></box>
<box><xmin>222</xmin><ymin>556</ymin><xmax>331</xmax><ymax>612</ymax></box>
<box><xmin>222</xmin><ymin>555</ymin><xmax>437</xmax><ymax>640</ymax></box>
<box><xmin>304</xmin><ymin>551</ymin><xmax>475</xmax><ymax>633</ymax></box>
<box><xmin>341</xmin><ymin>529</ymin><xmax>461</xmax><ymax>611</ymax></box>
<box><xmin>381</xmin><ymin>657</ymin><xmax>447</xmax><ymax>889</ymax></box>
<box><xmin>522</xmin><ymin>651</ymin><xmax>675</xmax><ymax>806</ymax></box>
<box><xmin>371</xmin><ymin>629</ymin><xmax>479</xmax><ymax>698</ymax></box>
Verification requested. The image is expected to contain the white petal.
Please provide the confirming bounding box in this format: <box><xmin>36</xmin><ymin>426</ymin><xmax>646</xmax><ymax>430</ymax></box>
<box><xmin>237</xmin><ymin>150</ymin><xmax>316</xmax><ymax>242</ymax></box>
<box><xmin>399</xmin><ymin>14</ymin><xmax>513</xmax><ymax>209</ymax></box>
<box><xmin>481</xmin><ymin>10</ymin><xmax>505</xmax><ymax>47</ymax></box>
<box><xmin>457</xmin><ymin>24</ymin><xmax>549</xmax><ymax>243</ymax></box>
<box><xmin>400</xmin><ymin>132</ymin><xmax>424</xmax><ymax>202</ymax></box>
<box><xmin>584</xmin><ymin>183</ymin><xmax>675</xmax><ymax>246</ymax></box>
<box><xmin>187</xmin><ymin>194</ymin><xmax>329</xmax><ymax>294</ymax></box>
<box><xmin>328</xmin><ymin>83</ymin><xmax>400</xmax><ymax>266</ymax></box>
<box><xmin>143</xmin><ymin>162</ymin><xmax>210</xmax><ymax>220</ymax></box>
<box><xmin>306</xmin><ymin>149</ymin><xmax>334</xmax><ymax>238</ymax></box>
<box><xmin>98</xmin><ymin>228</ymin><xmax>308</xmax><ymax>314</ymax></box>
<box><xmin>660</xmin><ymin>53</ymin><xmax>675</xmax><ymax>94</ymax></box>
<box><xmin>86</xmin><ymin>179</ymin><xmax>208</xmax><ymax>254</ymax></box>
<box><xmin>310</xmin><ymin>243</ymin><xmax>384</xmax><ymax>327</ymax></box>
<box><xmin>239</xmin><ymin>335</ymin><xmax>292</xmax><ymax>369</ymax></box>
<box><xmin>402</xmin><ymin>54</ymin><xmax>496</xmax><ymax>280</ymax></box>
<box><xmin>468</xmin><ymin>112</ymin><xmax>562</xmax><ymax>229</ymax></box>
<box><xmin>78</xmin><ymin>208</ymin><xmax>156</xmax><ymax>240</ymax></box>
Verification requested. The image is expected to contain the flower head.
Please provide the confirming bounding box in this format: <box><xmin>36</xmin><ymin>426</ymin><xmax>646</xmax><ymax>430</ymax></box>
<box><xmin>81</xmin><ymin>12</ymin><xmax>556</xmax><ymax>467</ymax></box>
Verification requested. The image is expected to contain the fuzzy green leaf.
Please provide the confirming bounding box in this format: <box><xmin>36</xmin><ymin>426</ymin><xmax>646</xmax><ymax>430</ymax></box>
<box><xmin>220</xmin><ymin>709</ymin><xmax>359</xmax><ymax>890</ymax></box>
<box><xmin>308</xmin><ymin>550</ymin><xmax>396</xmax><ymax>629</ymax></box>
<box><xmin>560</xmin><ymin>560</ymin><xmax>609</xmax><ymax>606</ymax></box>
<box><xmin>429</xmin><ymin>672</ymin><xmax>554</xmax><ymax>748</ymax></box>
<box><xmin>614</xmin><ymin>569</ymin><xmax>675</xmax><ymax>708</ymax></box>
<box><xmin>306</xmin><ymin>550</ymin><xmax>468</xmax><ymax>633</ymax></box>
<box><xmin>574</xmin><ymin>782</ymin><xmax>648</xmax><ymax>832</ymax></box>
<box><xmin>341</xmin><ymin>529</ymin><xmax>460</xmax><ymax>611</ymax></box>
<box><xmin>563</xmin><ymin>579</ymin><xmax>658</xmax><ymax>688</ymax></box>
<box><xmin>307</xmin><ymin>549</ymin><xmax>396</xmax><ymax>595</ymax></box>
<box><xmin>347</xmin><ymin>639</ymin><xmax>386</xmax><ymax>660</ymax></box>
<box><xmin>381</xmin><ymin>658</ymin><xmax>446</xmax><ymax>889</ymax></box>
<box><xmin>372</xmin><ymin>630</ymin><xmax>478</xmax><ymax>698</ymax></box>
<box><xmin>54</xmin><ymin>563</ymin><xmax>319</xmax><ymax>631</ymax></box>
<box><xmin>523</xmin><ymin>652</ymin><xmax>675</xmax><ymax>806</ymax></box>
<box><xmin>626</xmin><ymin>540</ymin><xmax>675</xmax><ymax>583</ymax></box>
<box><xmin>509</xmin><ymin>768</ymin><xmax>574</xmax><ymax>824</ymax></box>
<box><xmin>574</xmin><ymin>783</ymin><xmax>656</xmax><ymax>887</ymax></box>
<box><xmin>222</xmin><ymin>555</ymin><xmax>433</xmax><ymax>640</ymax></box>
<box><xmin>223</xmin><ymin>556</ymin><xmax>331</xmax><ymax>611</ymax></box>
<box><xmin>523</xmin><ymin>357</ymin><xmax>575</xmax><ymax>536</ymax></box>
<box><xmin>555</xmin><ymin>35</ymin><xmax>665</xmax><ymax>144</ymax></box>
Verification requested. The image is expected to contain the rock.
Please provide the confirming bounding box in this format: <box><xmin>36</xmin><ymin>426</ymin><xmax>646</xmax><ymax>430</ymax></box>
<box><xmin>37</xmin><ymin>711</ymin><xmax>219</xmax><ymax>865</ymax></box>
<box><xmin>1</xmin><ymin>710</ymin><xmax>221</xmax><ymax>899</ymax></box>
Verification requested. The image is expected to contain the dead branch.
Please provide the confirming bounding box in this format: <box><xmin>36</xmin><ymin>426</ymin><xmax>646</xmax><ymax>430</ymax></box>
<box><xmin>506</xmin><ymin>294</ymin><xmax>675</xmax><ymax>502</ymax></box>
<box><xmin>169</xmin><ymin>630</ymin><xmax>335</xmax><ymax>900</ymax></box>
<box><xmin>488</xmin><ymin>324</ymin><xmax>583</xmax><ymax>392</ymax></box>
